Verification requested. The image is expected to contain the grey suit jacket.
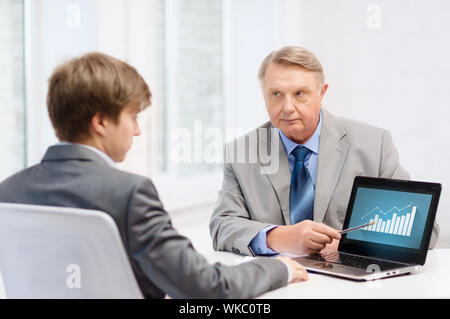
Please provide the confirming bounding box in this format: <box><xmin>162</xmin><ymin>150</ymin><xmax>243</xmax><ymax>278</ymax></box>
<box><xmin>210</xmin><ymin>109</ymin><xmax>439</xmax><ymax>256</ymax></box>
<box><xmin>0</xmin><ymin>144</ymin><xmax>288</xmax><ymax>298</ymax></box>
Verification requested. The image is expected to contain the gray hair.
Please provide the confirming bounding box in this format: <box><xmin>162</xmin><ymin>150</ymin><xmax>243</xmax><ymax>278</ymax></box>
<box><xmin>258</xmin><ymin>46</ymin><xmax>325</xmax><ymax>88</ymax></box>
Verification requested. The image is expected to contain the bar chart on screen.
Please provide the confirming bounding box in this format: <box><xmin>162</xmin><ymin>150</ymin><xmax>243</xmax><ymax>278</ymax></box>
<box><xmin>360</xmin><ymin>203</ymin><xmax>416</xmax><ymax>237</ymax></box>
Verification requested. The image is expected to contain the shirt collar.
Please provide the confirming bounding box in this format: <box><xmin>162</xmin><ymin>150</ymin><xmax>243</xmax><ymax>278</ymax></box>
<box><xmin>55</xmin><ymin>142</ymin><xmax>116</xmax><ymax>167</ymax></box>
<box><xmin>278</xmin><ymin>110</ymin><xmax>322</xmax><ymax>155</ymax></box>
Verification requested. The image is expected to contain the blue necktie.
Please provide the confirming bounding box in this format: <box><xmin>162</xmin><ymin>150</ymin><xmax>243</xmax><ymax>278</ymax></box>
<box><xmin>289</xmin><ymin>146</ymin><xmax>314</xmax><ymax>224</ymax></box>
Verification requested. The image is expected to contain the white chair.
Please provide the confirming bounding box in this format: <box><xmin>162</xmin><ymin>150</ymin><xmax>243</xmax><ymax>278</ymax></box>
<box><xmin>0</xmin><ymin>203</ymin><xmax>143</xmax><ymax>299</ymax></box>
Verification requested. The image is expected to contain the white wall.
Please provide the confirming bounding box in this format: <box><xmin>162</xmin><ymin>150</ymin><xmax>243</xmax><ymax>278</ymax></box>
<box><xmin>224</xmin><ymin>0</ymin><xmax>305</xmax><ymax>134</ymax></box>
<box><xmin>293</xmin><ymin>0</ymin><xmax>450</xmax><ymax>247</ymax></box>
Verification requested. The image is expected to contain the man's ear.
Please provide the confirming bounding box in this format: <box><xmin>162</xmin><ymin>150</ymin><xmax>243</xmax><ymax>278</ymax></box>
<box><xmin>320</xmin><ymin>83</ymin><xmax>328</xmax><ymax>99</ymax></box>
<box><xmin>90</xmin><ymin>112</ymin><xmax>108</xmax><ymax>137</ymax></box>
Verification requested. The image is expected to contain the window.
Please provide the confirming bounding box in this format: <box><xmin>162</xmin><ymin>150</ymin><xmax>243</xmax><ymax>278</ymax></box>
<box><xmin>163</xmin><ymin>0</ymin><xmax>224</xmax><ymax>177</ymax></box>
<box><xmin>151</xmin><ymin>0</ymin><xmax>225</xmax><ymax>209</ymax></box>
<box><xmin>0</xmin><ymin>0</ymin><xmax>25</xmax><ymax>181</ymax></box>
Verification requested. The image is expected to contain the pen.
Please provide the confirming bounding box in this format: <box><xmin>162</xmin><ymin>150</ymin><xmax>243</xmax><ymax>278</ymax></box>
<box><xmin>247</xmin><ymin>245</ymin><xmax>256</xmax><ymax>257</ymax></box>
<box><xmin>339</xmin><ymin>222</ymin><xmax>376</xmax><ymax>234</ymax></box>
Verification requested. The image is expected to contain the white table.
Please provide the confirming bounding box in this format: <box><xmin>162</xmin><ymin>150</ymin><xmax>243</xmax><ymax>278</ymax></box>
<box><xmin>1</xmin><ymin>249</ymin><xmax>448</xmax><ymax>299</ymax></box>
<box><xmin>205</xmin><ymin>249</ymin><xmax>450</xmax><ymax>299</ymax></box>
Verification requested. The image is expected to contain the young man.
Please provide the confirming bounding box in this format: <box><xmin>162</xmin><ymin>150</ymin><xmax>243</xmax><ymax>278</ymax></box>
<box><xmin>0</xmin><ymin>52</ymin><xmax>307</xmax><ymax>298</ymax></box>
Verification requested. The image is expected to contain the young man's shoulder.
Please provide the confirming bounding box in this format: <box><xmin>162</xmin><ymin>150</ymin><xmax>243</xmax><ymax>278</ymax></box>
<box><xmin>87</xmin><ymin>162</ymin><xmax>156</xmax><ymax>194</ymax></box>
<box><xmin>0</xmin><ymin>160</ymin><xmax>154</xmax><ymax>200</ymax></box>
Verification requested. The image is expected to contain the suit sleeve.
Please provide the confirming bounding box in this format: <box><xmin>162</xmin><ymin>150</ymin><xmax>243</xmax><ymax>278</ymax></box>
<box><xmin>379</xmin><ymin>129</ymin><xmax>410</xmax><ymax>180</ymax></box>
<box><xmin>209</xmin><ymin>162</ymin><xmax>275</xmax><ymax>256</ymax></box>
<box><xmin>380</xmin><ymin>130</ymin><xmax>439</xmax><ymax>248</ymax></box>
<box><xmin>126</xmin><ymin>178</ymin><xmax>288</xmax><ymax>299</ymax></box>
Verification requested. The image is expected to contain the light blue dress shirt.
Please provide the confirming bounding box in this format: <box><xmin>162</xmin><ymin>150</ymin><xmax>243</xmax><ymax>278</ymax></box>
<box><xmin>249</xmin><ymin>111</ymin><xmax>323</xmax><ymax>255</ymax></box>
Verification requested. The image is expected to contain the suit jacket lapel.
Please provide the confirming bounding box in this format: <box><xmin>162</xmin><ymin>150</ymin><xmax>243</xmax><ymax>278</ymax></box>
<box><xmin>260</xmin><ymin>123</ymin><xmax>292</xmax><ymax>225</ymax></box>
<box><xmin>314</xmin><ymin>109</ymin><xmax>349</xmax><ymax>223</ymax></box>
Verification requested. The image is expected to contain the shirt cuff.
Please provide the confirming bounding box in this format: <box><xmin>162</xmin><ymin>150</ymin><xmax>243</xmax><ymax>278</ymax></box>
<box><xmin>279</xmin><ymin>259</ymin><xmax>293</xmax><ymax>283</ymax></box>
<box><xmin>249</xmin><ymin>225</ymin><xmax>279</xmax><ymax>256</ymax></box>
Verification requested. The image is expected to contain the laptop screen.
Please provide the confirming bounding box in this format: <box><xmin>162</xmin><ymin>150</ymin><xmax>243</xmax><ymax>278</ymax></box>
<box><xmin>346</xmin><ymin>187</ymin><xmax>432</xmax><ymax>250</ymax></box>
<box><xmin>340</xmin><ymin>177</ymin><xmax>441</xmax><ymax>265</ymax></box>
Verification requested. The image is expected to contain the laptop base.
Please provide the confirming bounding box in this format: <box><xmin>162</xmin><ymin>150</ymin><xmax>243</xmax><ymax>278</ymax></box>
<box><xmin>294</xmin><ymin>255</ymin><xmax>421</xmax><ymax>281</ymax></box>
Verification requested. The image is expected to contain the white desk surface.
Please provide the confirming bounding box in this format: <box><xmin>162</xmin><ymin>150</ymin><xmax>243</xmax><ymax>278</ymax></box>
<box><xmin>205</xmin><ymin>249</ymin><xmax>450</xmax><ymax>299</ymax></box>
<box><xmin>1</xmin><ymin>249</ymin><xmax>448</xmax><ymax>299</ymax></box>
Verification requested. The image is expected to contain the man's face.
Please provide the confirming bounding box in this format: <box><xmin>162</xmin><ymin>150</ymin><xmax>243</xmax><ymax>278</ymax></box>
<box><xmin>262</xmin><ymin>63</ymin><xmax>327</xmax><ymax>144</ymax></box>
<box><xmin>103</xmin><ymin>106</ymin><xmax>142</xmax><ymax>162</ymax></box>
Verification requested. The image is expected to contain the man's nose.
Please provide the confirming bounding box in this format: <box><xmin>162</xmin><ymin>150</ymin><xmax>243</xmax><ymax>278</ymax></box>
<box><xmin>282</xmin><ymin>97</ymin><xmax>296</xmax><ymax>113</ymax></box>
<box><xmin>134</xmin><ymin>124</ymin><xmax>142</xmax><ymax>136</ymax></box>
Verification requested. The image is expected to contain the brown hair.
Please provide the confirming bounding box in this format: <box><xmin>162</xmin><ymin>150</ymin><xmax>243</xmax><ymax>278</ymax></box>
<box><xmin>47</xmin><ymin>52</ymin><xmax>151</xmax><ymax>142</ymax></box>
<box><xmin>258</xmin><ymin>46</ymin><xmax>325</xmax><ymax>88</ymax></box>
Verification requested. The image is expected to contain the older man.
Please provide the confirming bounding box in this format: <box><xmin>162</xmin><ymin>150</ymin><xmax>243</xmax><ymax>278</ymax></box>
<box><xmin>210</xmin><ymin>46</ymin><xmax>439</xmax><ymax>256</ymax></box>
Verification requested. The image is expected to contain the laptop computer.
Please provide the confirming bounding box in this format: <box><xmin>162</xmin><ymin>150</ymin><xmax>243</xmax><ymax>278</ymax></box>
<box><xmin>294</xmin><ymin>176</ymin><xmax>441</xmax><ymax>281</ymax></box>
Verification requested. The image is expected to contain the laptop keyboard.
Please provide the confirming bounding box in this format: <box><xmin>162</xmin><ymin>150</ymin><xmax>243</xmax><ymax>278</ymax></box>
<box><xmin>306</xmin><ymin>251</ymin><xmax>409</xmax><ymax>271</ymax></box>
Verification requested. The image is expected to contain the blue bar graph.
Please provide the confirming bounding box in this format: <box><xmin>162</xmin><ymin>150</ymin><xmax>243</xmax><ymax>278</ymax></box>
<box><xmin>362</xmin><ymin>205</ymin><xmax>416</xmax><ymax>237</ymax></box>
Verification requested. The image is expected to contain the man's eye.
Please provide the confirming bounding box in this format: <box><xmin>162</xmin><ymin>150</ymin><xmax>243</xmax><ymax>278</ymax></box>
<box><xmin>273</xmin><ymin>92</ymin><xmax>280</xmax><ymax>97</ymax></box>
<box><xmin>296</xmin><ymin>91</ymin><xmax>303</xmax><ymax>96</ymax></box>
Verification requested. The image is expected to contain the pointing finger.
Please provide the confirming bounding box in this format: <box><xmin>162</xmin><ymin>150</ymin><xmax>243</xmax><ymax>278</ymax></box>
<box><xmin>313</xmin><ymin>222</ymin><xmax>341</xmax><ymax>240</ymax></box>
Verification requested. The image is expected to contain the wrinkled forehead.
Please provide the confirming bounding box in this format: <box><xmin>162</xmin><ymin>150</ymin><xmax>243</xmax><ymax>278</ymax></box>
<box><xmin>263</xmin><ymin>63</ymin><xmax>321</xmax><ymax>91</ymax></box>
